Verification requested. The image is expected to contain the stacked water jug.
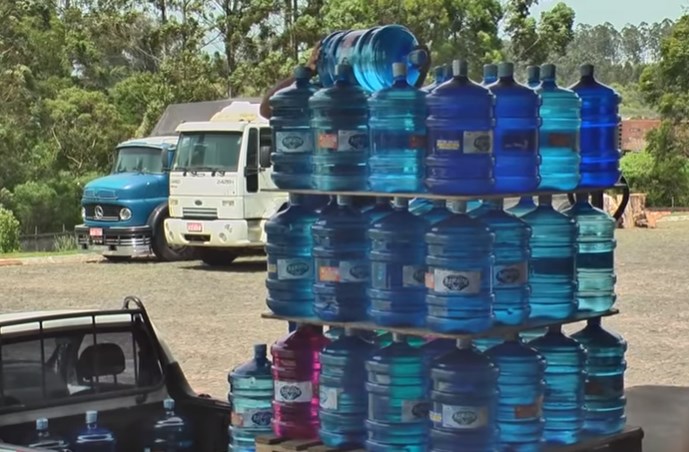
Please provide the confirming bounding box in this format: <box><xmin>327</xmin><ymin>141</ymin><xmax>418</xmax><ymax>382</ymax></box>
<box><xmin>255</xmin><ymin>22</ymin><xmax>630</xmax><ymax>452</ymax></box>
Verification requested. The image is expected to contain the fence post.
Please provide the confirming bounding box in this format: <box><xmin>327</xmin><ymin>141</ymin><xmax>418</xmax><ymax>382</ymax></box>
<box><xmin>34</xmin><ymin>226</ymin><xmax>38</xmax><ymax>252</ymax></box>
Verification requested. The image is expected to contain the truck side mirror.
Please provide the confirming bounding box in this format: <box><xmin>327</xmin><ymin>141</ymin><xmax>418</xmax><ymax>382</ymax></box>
<box><xmin>259</xmin><ymin>145</ymin><xmax>272</xmax><ymax>168</ymax></box>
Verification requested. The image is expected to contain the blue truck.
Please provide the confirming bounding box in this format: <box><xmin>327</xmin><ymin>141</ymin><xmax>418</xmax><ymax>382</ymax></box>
<box><xmin>74</xmin><ymin>136</ymin><xmax>192</xmax><ymax>262</ymax></box>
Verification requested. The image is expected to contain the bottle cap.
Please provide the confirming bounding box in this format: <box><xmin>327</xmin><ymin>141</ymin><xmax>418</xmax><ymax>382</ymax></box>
<box><xmin>446</xmin><ymin>200</ymin><xmax>467</xmax><ymax>213</ymax></box>
<box><xmin>254</xmin><ymin>343</ymin><xmax>267</xmax><ymax>357</ymax></box>
<box><xmin>85</xmin><ymin>410</ymin><xmax>98</xmax><ymax>424</ymax></box>
<box><xmin>393</xmin><ymin>197</ymin><xmax>409</xmax><ymax>209</ymax></box>
<box><xmin>391</xmin><ymin>333</ymin><xmax>405</xmax><ymax>343</ymax></box>
<box><xmin>288</xmin><ymin>193</ymin><xmax>303</xmax><ymax>205</ymax></box>
<box><xmin>538</xmin><ymin>194</ymin><xmax>553</xmax><ymax>204</ymax></box>
<box><xmin>527</xmin><ymin>65</ymin><xmax>540</xmax><ymax>83</ymax></box>
<box><xmin>433</xmin><ymin>66</ymin><xmax>445</xmax><ymax>80</ymax></box>
<box><xmin>540</xmin><ymin>63</ymin><xmax>556</xmax><ymax>80</ymax></box>
<box><xmin>164</xmin><ymin>398</ymin><xmax>175</xmax><ymax>410</ymax></box>
<box><xmin>497</xmin><ymin>62</ymin><xmax>514</xmax><ymax>78</ymax></box>
<box><xmin>335</xmin><ymin>63</ymin><xmax>351</xmax><ymax>77</ymax></box>
<box><xmin>580</xmin><ymin>63</ymin><xmax>594</xmax><ymax>77</ymax></box>
<box><xmin>456</xmin><ymin>338</ymin><xmax>472</xmax><ymax>349</ymax></box>
<box><xmin>483</xmin><ymin>64</ymin><xmax>497</xmax><ymax>79</ymax></box>
<box><xmin>452</xmin><ymin>59</ymin><xmax>468</xmax><ymax>77</ymax></box>
<box><xmin>392</xmin><ymin>62</ymin><xmax>407</xmax><ymax>78</ymax></box>
<box><xmin>294</xmin><ymin>65</ymin><xmax>312</xmax><ymax>80</ymax></box>
<box><xmin>36</xmin><ymin>418</ymin><xmax>48</xmax><ymax>430</ymax></box>
<box><xmin>336</xmin><ymin>195</ymin><xmax>353</xmax><ymax>206</ymax></box>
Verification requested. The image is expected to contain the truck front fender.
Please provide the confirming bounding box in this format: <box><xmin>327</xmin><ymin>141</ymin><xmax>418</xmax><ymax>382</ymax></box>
<box><xmin>147</xmin><ymin>201</ymin><xmax>169</xmax><ymax>229</ymax></box>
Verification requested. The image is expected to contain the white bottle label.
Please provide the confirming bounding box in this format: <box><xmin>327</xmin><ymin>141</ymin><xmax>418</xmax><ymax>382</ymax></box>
<box><xmin>463</xmin><ymin>131</ymin><xmax>493</xmax><ymax>154</ymax></box>
<box><xmin>337</xmin><ymin>130</ymin><xmax>369</xmax><ymax>152</ymax></box>
<box><xmin>232</xmin><ymin>408</ymin><xmax>273</xmax><ymax>428</ymax></box>
<box><xmin>277</xmin><ymin>258</ymin><xmax>312</xmax><ymax>280</ymax></box>
<box><xmin>320</xmin><ymin>386</ymin><xmax>340</xmax><ymax>410</ymax></box>
<box><xmin>427</xmin><ymin>268</ymin><xmax>482</xmax><ymax>295</ymax></box>
<box><xmin>274</xmin><ymin>380</ymin><xmax>312</xmax><ymax>403</ymax></box>
<box><xmin>493</xmin><ymin>262</ymin><xmax>527</xmax><ymax>287</ymax></box>
<box><xmin>318</xmin><ymin>261</ymin><xmax>369</xmax><ymax>283</ymax></box>
<box><xmin>402</xmin><ymin>399</ymin><xmax>430</xmax><ymax>422</ymax></box>
<box><xmin>275</xmin><ymin>130</ymin><xmax>313</xmax><ymax>153</ymax></box>
<box><xmin>402</xmin><ymin>265</ymin><xmax>427</xmax><ymax>288</ymax></box>
<box><xmin>441</xmin><ymin>404</ymin><xmax>489</xmax><ymax>429</ymax></box>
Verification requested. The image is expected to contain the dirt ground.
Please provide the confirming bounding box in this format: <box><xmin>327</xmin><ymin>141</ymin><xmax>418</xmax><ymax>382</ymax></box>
<box><xmin>0</xmin><ymin>221</ymin><xmax>687</xmax><ymax>400</ymax></box>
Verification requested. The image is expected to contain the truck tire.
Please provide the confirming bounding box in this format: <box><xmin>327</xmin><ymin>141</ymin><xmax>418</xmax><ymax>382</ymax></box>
<box><xmin>199</xmin><ymin>248</ymin><xmax>237</xmax><ymax>267</ymax></box>
<box><xmin>151</xmin><ymin>219</ymin><xmax>195</xmax><ymax>262</ymax></box>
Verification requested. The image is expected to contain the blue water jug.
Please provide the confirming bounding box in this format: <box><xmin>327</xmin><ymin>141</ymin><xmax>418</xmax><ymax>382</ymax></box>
<box><xmin>365</xmin><ymin>334</ymin><xmax>429</xmax><ymax>451</ymax></box>
<box><xmin>473</xmin><ymin>336</ymin><xmax>504</xmax><ymax>352</ymax></box>
<box><xmin>526</xmin><ymin>66</ymin><xmax>540</xmax><ymax>89</ymax></box>
<box><xmin>425</xmin><ymin>201</ymin><xmax>495</xmax><ymax>333</ymax></box>
<box><xmin>569</xmin><ymin>64</ymin><xmax>621</xmax><ymax>189</ymax></box>
<box><xmin>419</xmin><ymin>199</ymin><xmax>452</xmax><ymax>225</ymax></box>
<box><xmin>522</xmin><ymin>195</ymin><xmax>577</xmax><ymax>320</ymax></box>
<box><xmin>470</xmin><ymin>199</ymin><xmax>531</xmax><ymax>325</ymax></box>
<box><xmin>310</xmin><ymin>63</ymin><xmax>369</xmax><ymax>191</ymax></box>
<box><xmin>563</xmin><ymin>193</ymin><xmax>617</xmax><ymax>313</ymax></box>
<box><xmin>312</xmin><ymin>195</ymin><xmax>369</xmax><ymax>321</ymax></box>
<box><xmin>537</xmin><ymin>64</ymin><xmax>581</xmax><ymax>191</ymax></box>
<box><xmin>529</xmin><ymin>326</ymin><xmax>586</xmax><ymax>445</ymax></box>
<box><xmin>482</xmin><ymin>64</ymin><xmax>498</xmax><ymax>86</ymax></box>
<box><xmin>319</xmin><ymin>329</ymin><xmax>374</xmax><ymax>446</ymax></box>
<box><xmin>27</xmin><ymin>418</ymin><xmax>70</xmax><ymax>451</ymax></box>
<box><xmin>424</xmin><ymin>66</ymin><xmax>450</xmax><ymax>93</ymax></box>
<box><xmin>318</xmin><ymin>25</ymin><xmax>428</xmax><ymax>92</ymax></box>
<box><xmin>265</xmin><ymin>193</ymin><xmax>319</xmax><ymax>317</ymax></box>
<box><xmin>487</xmin><ymin>334</ymin><xmax>546</xmax><ymax>452</ymax></box>
<box><xmin>368</xmin><ymin>197</ymin><xmax>427</xmax><ymax>326</ymax></box>
<box><xmin>571</xmin><ymin>318</ymin><xmax>627</xmax><ymax>435</ymax></box>
<box><xmin>368</xmin><ymin>62</ymin><xmax>427</xmax><ymax>193</ymax></box>
<box><xmin>426</xmin><ymin>59</ymin><xmax>495</xmax><ymax>195</ymax></box>
<box><xmin>149</xmin><ymin>398</ymin><xmax>193</xmax><ymax>451</ymax></box>
<box><xmin>269</xmin><ymin>65</ymin><xmax>318</xmax><ymax>189</ymax></box>
<box><xmin>229</xmin><ymin>345</ymin><xmax>273</xmax><ymax>452</ymax></box>
<box><xmin>490</xmin><ymin>62</ymin><xmax>541</xmax><ymax>193</ymax></box>
<box><xmin>429</xmin><ymin>339</ymin><xmax>499</xmax><ymax>452</ymax></box>
<box><xmin>507</xmin><ymin>196</ymin><xmax>537</xmax><ymax>217</ymax></box>
<box><xmin>74</xmin><ymin>411</ymin><xmax>116</xmax><ymax>452</ymax></box>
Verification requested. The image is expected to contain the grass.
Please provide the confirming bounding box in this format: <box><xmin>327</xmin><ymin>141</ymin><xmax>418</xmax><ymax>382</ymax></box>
<box><xmin>0</xmin><ymin>249</ymin><xmax>81</xmax><ymax>259</ymax></box>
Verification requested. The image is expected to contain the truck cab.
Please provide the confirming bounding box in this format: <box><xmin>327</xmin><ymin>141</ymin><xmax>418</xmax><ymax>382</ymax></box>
<box><xmin>164</xmin><ymin>102</ymin><xmax>287</xmax><ymax>266</ymax></box>
<box><xmin>75</xmin><ymin>136</ymin><xmax>191</xmax><ymax>262</ymax></box>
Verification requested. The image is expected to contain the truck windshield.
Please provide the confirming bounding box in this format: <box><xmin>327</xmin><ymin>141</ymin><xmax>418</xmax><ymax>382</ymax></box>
<box><xmin>113</xmin><ymin>146</ymin><xmax>164</xmax><ymax>174</ymax></box>
<box><xmin>173</xmin><ymin>132</ymin><xmax>242</xmax><ymax>172</ymax></box>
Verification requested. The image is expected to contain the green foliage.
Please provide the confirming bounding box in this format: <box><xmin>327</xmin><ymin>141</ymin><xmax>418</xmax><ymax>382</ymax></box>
<box><xmin>0</xmin><ymin>208</ymin><xmax>21</xmax><ymax>254</ymax></box>
<box><xmin>54</xmin><ymin>234</ymin><xmax>78</xmax><ymax>252</ymax></box>
<box><xmin>620</xmin><ymin>150</ymin><xmax>654</xmax><ymax>192</ymax></box>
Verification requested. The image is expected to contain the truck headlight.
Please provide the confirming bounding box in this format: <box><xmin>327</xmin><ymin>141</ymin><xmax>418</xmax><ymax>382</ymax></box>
<box><xmin>119</xmin><ymin>207</ymin><xmax>132</xmax><ymax>221</ymax></box>
<box><xmin>81</xmin><ymin>207</ymin><xmax>86</xmax><ymax>220</ymax></box>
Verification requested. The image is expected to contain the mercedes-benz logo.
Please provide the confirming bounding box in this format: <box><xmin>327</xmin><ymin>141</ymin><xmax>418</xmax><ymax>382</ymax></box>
<box><xmin>94</xmin><ymin>205</ymin><xmax>104</xmax><ymax>219</ymax></box>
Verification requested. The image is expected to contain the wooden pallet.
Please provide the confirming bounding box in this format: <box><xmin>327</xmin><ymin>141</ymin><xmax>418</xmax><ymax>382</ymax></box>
<box><xmin>257</xmin><ymin>426</ymin><xmax>643</xmax><ymax>452</ymax></box>
<box><xmin>255</xmin><ymin>436</ymin><xmax>364</xmax><ymax>452</ymax></box>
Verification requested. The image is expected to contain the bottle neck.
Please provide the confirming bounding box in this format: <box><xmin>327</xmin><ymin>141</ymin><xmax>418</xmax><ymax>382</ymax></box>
<box><xmin>499</xmin><ymin>75</ymin><xmax>515</xmax><ymax>84</ymax></box>
<box><xmin>588</xmin><ymin>317</ymin><xmax>602</xmax><ymax>327</ymax></box>
<box><xmin>541</xmin><ymin>78</ymin><xmax>556</xmax><ymax>88</ymax></box>
<box><xmin>538</xmin><ymin>195</ymin><xmax>552</xmax><ymax>206</ymax></box>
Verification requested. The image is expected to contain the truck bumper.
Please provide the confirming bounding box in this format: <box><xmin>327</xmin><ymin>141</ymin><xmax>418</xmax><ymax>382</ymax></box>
<box><xmin>74</xmin><ymin>224</ymin><xmax>153</xmax><ymax>257</ymax></box>
<box><xmin>164</xmin><ymin>218</ymin><xmax>265</xmax><ymax>248</ymax></box>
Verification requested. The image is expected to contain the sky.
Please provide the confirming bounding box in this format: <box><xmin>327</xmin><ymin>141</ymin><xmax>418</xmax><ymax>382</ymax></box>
<box><xmin>532</xmin><ymin>0</ymin><xmax>686</xmax><ymax>28</ymax></box>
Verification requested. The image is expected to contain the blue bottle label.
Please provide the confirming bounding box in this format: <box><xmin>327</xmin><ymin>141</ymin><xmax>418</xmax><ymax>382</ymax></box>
<box><xmin>275</xmin><ymin>130</ymin><xmax>313</xmax><ymax>153</ymax></box>
<box><xmin>585</xmin><ymin>375</ymin><xmax>624</xmax><ymax>398</ymax></box>
<box><xmin>502</xmin><ymin>130</ymin><xmax>537</xmax><ymax>151</ymax></box>
<box><xmin>317</xmin><ymin>130</ymin><xmax>369</xmax><ymax>152</ymax></box>
<box><xmin>403</xmin><ymin>265</ymin><xmax>427</xmax><ymax>288</ymax></box>
<box><xmin>494</xmin><ymin>262</ymin><xmax>528</xmax><ymax>287</ymax></box>
<box><xmin>319</xmin><ymin>386</ymin><xmax>340</xmax><ymax>410</ymax></box>
<box><xmin>231</xmin><ymin>408</ymin><xmax>273</xmax><ymax>428</ymax></box>
<box><xmin>438</xmin><ymin>404</ymin><xmax>489</xmax><ymax>429</ymax></box>
<box><xmin>576</xmin><ymin>250</ymin><xmax>614</xmax><ymax>269</ymax></box>
<box><xmin>276</xmin><ymin>258</ymin><xmax>313</xmax><ymax>280</ymax></box>
<box><xmin>274</xmin><ymin>380</ymin><xmax>312</xmax><ymax>403</ymax></box>
<box><xmin>318</xmin><ymin>261</ymin><xmax>369</xmax><ymax>283</ymax></box>
<box><xmin>427</xmin><ymin>269</ymin><xmax>482</xmax><ymax>295</ymax></box>
<box><xmin>545</xmin><ymin>131</ymin><xmax>579</xmax><ymax>151</ymax></box>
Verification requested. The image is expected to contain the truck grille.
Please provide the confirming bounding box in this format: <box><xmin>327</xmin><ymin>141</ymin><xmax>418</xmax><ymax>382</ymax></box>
<box><xmin>84</xmin><ymin>203</ymin><xmax>120</xmax><ymax>221</ymax></box>
<box><xmin>182</xmin><ymin>207</ymin><xmax>218</xmax><ymax>220</ymax></box>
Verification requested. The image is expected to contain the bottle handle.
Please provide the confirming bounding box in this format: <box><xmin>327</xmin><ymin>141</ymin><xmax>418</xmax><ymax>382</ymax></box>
<box><xmin>409</xmin><ymin>44</ymin><xmax>431</xmax><ymax>88</ymax></box>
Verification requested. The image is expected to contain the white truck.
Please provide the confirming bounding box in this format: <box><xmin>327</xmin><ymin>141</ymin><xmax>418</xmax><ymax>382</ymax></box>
<box><xmin>164</xmin><ymin>102</ymin><xmax>287</xmax><ymax>266</ymax></box>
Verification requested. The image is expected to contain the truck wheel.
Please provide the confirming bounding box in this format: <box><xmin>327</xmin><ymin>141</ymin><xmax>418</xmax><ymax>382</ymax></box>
<box><xmin>199</xmin><ymin>248</ymin><xmax>237</xmax><ymax>267</ymax></box>
<box><xmin>151</xmin><ymin>220</ymin><xmax>195</xmax><ymax>262</ymax></box>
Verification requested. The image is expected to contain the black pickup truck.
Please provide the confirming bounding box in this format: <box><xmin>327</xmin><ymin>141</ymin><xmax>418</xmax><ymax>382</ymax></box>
<box><xmin>0</xmin><ymin>297</ymin><xmax>231</xmax><ymax>451</ymax></box>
